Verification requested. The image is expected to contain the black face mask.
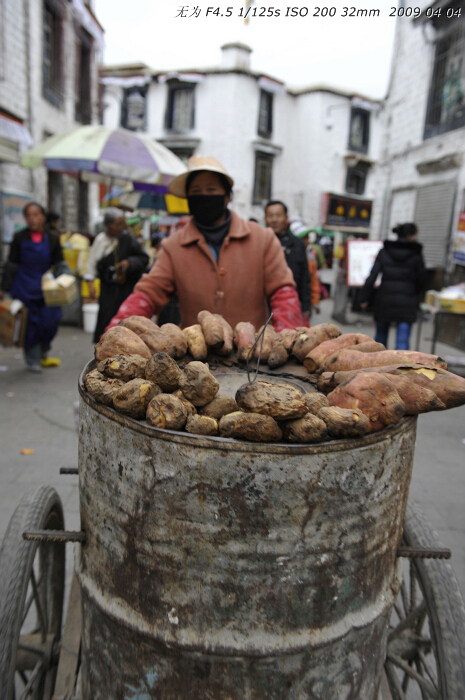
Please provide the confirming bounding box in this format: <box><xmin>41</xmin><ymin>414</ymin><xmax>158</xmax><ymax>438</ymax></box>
<box><xmin>187</xmin><ymin>195</ymin><xmax>226</xmax><ymax>227</ymax></box>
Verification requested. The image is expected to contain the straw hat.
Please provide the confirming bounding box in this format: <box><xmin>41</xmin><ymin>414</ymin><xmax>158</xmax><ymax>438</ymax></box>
<box><xmin>168</xmin><ymin>155</ymin><xmax>234</xmax><ymax>198</ymax></box>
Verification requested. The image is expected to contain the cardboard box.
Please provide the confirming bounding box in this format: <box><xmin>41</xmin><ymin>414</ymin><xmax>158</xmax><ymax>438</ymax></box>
<box><xmin>42</xmin><ymin>272</ymin><xmax>78</xmax><ymax>306</ymax></box>
<box><xmin>0</xmin><ymin>299</ymin><xmax>28</xmax><ymax>347</ymax></box>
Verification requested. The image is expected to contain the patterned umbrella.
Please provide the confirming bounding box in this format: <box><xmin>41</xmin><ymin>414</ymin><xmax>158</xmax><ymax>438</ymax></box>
<box><xmin>21</xmin><ymin>125</ymin><xmax>185</xmax><ymax>193</ymax></box>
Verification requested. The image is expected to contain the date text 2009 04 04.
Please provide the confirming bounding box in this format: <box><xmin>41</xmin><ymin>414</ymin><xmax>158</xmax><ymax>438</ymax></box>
<box><xmin>176</xmin><ymin>6</ymin><xmax>462</xmax><ymax>20</ymax></box>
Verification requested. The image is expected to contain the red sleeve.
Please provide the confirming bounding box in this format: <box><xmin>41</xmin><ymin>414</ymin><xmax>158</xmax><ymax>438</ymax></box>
<box><xmin>105</xmin><ymin>290</ymin><xmax>155</xmax><ymax>332</ymax></box>
<box><xmin>269</xmin><ymin>285</ymin><xmax>307</xmax><ymax>331</ymax></box>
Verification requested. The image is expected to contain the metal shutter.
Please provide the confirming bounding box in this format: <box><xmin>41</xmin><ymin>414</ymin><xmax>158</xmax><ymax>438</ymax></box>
<box><xmin>414</xmin><ymin>181</ymin><xmax>456</xmax><ymax>268</ymax></box>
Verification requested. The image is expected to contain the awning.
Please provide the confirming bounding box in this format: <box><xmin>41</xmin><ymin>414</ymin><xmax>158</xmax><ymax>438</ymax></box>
<box><xmin>0</xmin><ymin>115</ymin><xmax>33</xmax><ymax>162</ymax></box>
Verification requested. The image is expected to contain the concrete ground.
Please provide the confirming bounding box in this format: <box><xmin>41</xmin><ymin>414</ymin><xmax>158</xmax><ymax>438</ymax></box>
<box><xmin>0</xmin><ymin>298</ymin><xmax>464</xmax><ymax>699</ymax></box>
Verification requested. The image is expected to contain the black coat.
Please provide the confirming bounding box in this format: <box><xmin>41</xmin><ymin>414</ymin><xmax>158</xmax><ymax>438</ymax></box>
<box><xmin>360</xmin><ymin>239</ymin><xmax>426</xmax><ymax>324</ymax></box>
<box><xmin>94</xmin><ymin>231</ymin><xmax>149</xmax><ymax>342</ymax></box>
<box><xmin>277</xmin><ymin>231</ymin><xmax>311</xmax><ymax>313</ymax></box>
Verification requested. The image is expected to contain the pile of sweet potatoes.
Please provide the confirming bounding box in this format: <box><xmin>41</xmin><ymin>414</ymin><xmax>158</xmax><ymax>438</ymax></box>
<box><xmin>89</xmin><ymin>316</ymin><xmax>465</xmax><ymax>442</ymax></box>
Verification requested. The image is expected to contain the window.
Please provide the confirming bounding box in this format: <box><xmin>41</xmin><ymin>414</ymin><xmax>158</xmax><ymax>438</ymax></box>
<box><xmin>75</xmin><ymin>27</ymin><xmax>92</xmax><ymax>124</ymax></box>
<box><xmin>346</xmin><ymin>162</ymin><xmax>369</xmax><ymax>196</ymax></box>
<box><xmin>165</xmin><ymin>84</ymin><xmax>195</xmax><ymax>132</ymax></box>
<box><xmin>424</xmin><ymin>11</ymin><xmax>465</xmax><ymax>139</ymax></box>
<box><xmin>43</xmin><ymin>0</ymin><xmax>63</xmax><ymax>106</ymax></box>
<box><xmin>121</xmin><ymin>88</ymin><xmax>147</xmax><ymax>131</ymax></box>
<box><xmin>168</xmin><ymin>147</ymin><xmax>195</xmax><ymax>165</ymax></box>
<box><xmin>253</xmin><ymin>152</ymin><xmax>273</xmax><ymax>204</ymax></box>
<box><xmin>258</xmin><ymin>90</ymin><xmax>273</xmax><ymax>137</ymax></box>
<box><xmin>348</xmin><ymin>108</ymin><xmax>370</xmax><ymax>153</ymax></box>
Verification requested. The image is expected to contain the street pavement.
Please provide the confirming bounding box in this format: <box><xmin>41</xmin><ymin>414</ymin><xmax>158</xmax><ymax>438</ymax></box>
<box><xmin>1</xmin><ymin>298</ymin><xmax>464</xmax><ymax>610</ymax></box>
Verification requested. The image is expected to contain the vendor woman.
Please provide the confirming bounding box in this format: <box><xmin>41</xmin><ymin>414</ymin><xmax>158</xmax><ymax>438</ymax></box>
<box><xmin>0</xmin><ymin>202</ymin><xmax>68</xmax><ymax>372</ymax></box>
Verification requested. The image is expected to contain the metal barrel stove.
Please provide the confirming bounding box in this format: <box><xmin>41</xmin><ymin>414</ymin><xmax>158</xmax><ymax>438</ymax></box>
<box><xmin>77</xmin><ymin>364</ymin><xmax>417</xmax><ymax>700</ymax></box>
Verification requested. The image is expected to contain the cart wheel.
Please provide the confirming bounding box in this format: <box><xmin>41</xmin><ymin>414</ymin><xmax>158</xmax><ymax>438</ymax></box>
<box><xmin>385</xmin><ymin>502</ymin><xmax>465</xmax><ymax>699</ymax></box>
<box><xmin>0</xmin><ymin>486</ymin><xmax>65</xmax><ymax>700</ymax></box>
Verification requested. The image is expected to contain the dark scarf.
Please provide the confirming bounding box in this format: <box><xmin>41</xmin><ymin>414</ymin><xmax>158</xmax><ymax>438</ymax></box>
<box><xmin>195</xmin><ymin>210</ymin><xmax>232</xmax><ymax>261</ymax></box>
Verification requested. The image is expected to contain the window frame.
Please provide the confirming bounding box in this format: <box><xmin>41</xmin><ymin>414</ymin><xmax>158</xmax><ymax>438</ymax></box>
<box><xmin>75</xmin><ymin>26</ymin><xmax>93</xmax><ymax>124</ymax></box>
<box><xmin>348</xmin><ymin>107</ymin><xmax>370</xmax><ymax>154</ymax></box>
<box><xmin>165</xmin><ymin>83</ymin><xmax>195</xmax><ymax>132</ymax></box>
<box><xmin>42</xmin><ymin>0</ymin><xmax>64</xmax><ymax>107</ymax></box>
<box><xmin>345</xmin><ymin>161</ymin><xmax>370</xmax><ymax>196</ymax></box>
<box><xmin>424</xmin><ymin>11</ymin><xmax>465</xmax><ymax>139</ymax></box>
<box><xmin>252</xmin><ymin>151</ymin><xmax>273</xmax><ymax>205</ymax></box>
<box><xmin>257</xmin><ymin>89</ymin><xmax>273</xmax><ymax>138</ymax></box>
<box><xmin>121</xmin><ymin>87</ymin><xmax>147</xmax><ymax>131</ymax></box>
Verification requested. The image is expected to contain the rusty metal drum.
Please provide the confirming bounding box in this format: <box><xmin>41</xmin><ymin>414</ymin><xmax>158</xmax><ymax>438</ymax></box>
<box><xmin>77</xmin><ymin>365</ymin><xmax>417</xmax><ymax>700</ymax></box>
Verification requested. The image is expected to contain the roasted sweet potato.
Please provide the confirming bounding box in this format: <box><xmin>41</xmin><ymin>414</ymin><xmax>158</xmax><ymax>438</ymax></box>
<box><xmin>84</xmin><ymin>369</ymin><xmax>124</xmax><ymax>406</ymax></box>
<box><xmin>303</xmin><ymin>392</ymin><xmax>330</xmax><ymax>414</ymax></box>
<box><xmin>218</xmin><ymin>411</ymin><xmax>244</xmax><ymax>438</ymax></box>
<box><xmin>183</xmin><ymin>324</ymin><xmax>208</xmax><ymax>361</ymax></box>
<box><xmin>319</xmin><ymin>406</ymin><xmax>370</xmax><ymax>439</ymax></box>
<box><xmin>321</xmin><ymin>348</ymin><xmax>447</xmax><ymax>373</ymax></box>
<box><xmin>228</xmin><ymin>412</ymin><xmax>283</xmax><ymax>442</ymax></box>
<box><xmin>212</xmin><ymin>315</ymin><xmax>234</xmax><ymax>356</ymax></box>
<box><xmin>145</xmin><ymin>352</ymin><xmax>184</xmax><ymax>392</ymax></box>
<box><xmin>172</xmin><ymin>390</ymin><xmax>197</xmax><ymax>416</ymax></box>
<box><xmin>327</xmin><ymin>373</ymin><xmax>405</xmax><ymax>433</ymax></box>
<box><xmin>235</xmin><ymin>381</ymin><xmax>307</xmax><ymax>420</ymax></box>
<box><xmin>146</xmin><ymin>394</ymin><xmax>188</xmax><ymax>430</ymax></box>
<box><xmin>282</xmin><ymin>414</ymin><xmax>328</xmax><ymax>443</ymax></box>
<box><xmin>119</xmin><ymin>315</ymin><xmax>159</xmax><ymax>336</ymax></box>
<box><xmin>352</xmin><ymin>341</ymin><xmax>386</xmax><ymax>353</ymax></box>
<box><xmin>139</xmin><ymin>329</ymin><xmax>176</xmax><ymax>357</ymax></box>
<box><xmin>95</xmin><ymin>326</ymin><xmax>152</xmax><ymax>361</ymax></box>
<box><xmin>303</xmin><ymin>333</ymin><xmax>373</xmax><ymax>372</ymax></box>
<box><xmin>233</xmin><ymin>322</ymin><xmax>256</xmax><ymax>362</ymax></box>
<box><xmin>178</xmin><ymin>361</ymin><xmax>220</xmax><ymax>406</ymax></box>
<box><xmin>185</xmin><ymin>414</ymin><xmax>219</xmax><ymax>436</ymax></box>
<box><xmin>113</xmin><ymin>378</ymin><xmax>161</xmax><ymax>419</ymax></box>
<box><xmin>292</xmin><ymin>323</ymin><xmax>341</xmax><ymax>363</ymax></box>
<box><xmin>97</xmin><ymin>354</ymin><xmax>147</xmax><ymax>381</ymax></box>
<box><xmin>267</xmin><ymin>339</ymin><xmax>289</xmax><ymax>369</ymax></box>
<box><xmin>198</xmin><ymin>310</ymin><xmax>225</xmax><ymax>350</ymax></box>
<box><xmin>383</xmin><ymin>373</ymin><xmax>445</xmax><ymax>414</ymax></box>
<box><xmin>254</xmin><ymin>324</ymin><xmax>277</xmax><ymax>362</ymax></box>
<box><xmin>199</xmin><ymin>394</ymin><xmax>239</xmax><ymax>419</ymax></box>
<box><xmin>159</xmin><ymin>323</ymin><xmax>188</xmax><ymax>359</ymax></box>
<box><xmin>334</xmin><ymin>364</ymin><xmax>465</xmax><ymax>410</ymax></box>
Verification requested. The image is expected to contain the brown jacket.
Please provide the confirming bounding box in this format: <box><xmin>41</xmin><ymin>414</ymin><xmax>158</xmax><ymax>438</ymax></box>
<box><xmin>135</xmin><ymin>211</ymin><xmax>295</xmax><ymax>329</ymax></box>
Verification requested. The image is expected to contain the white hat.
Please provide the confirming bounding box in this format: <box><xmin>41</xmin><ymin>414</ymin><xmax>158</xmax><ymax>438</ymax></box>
<box><xmin>289</xmin><ymin>217</ymin><xmax>311</xmax><ymax>239</ymax></box>
<box><xmin>168</xmin><ymin>155</ymin><xmax>234</xmax><ymax>198</ymax></box>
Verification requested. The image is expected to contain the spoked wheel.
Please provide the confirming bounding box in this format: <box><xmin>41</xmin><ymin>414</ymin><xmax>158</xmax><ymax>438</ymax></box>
<box><xmin>384</xmin><ymin>502</ymin><xmax>465</xmax><ymax>699</ymax></box>
<box><xmin>0</xmin><ymin>486</ymin><xmax>65</xmax><ymax>700</ymax></box>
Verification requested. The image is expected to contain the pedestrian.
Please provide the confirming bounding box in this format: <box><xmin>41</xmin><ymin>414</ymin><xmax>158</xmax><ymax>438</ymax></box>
<box><xmin>288</xmin><ymin>218</ymin><xmax>321</xmax><ymax>317</ymax></box>
<box><xmin>83</xmin><ymin>207</ymin><xmax>149</xmax><ymax>342</ymax></box>
<box><xmin>107</xmin><ymin>155</ymin><xmax>303</xmax><ymax>331</ymax></box>
<box><xmin>359</xmin><ymin>223</ymin><xmax>427</xmax><ymax>349</ymax></box>
<box><xmin>264</xmin><ymin>201</ymin><xmax>311</xmax><ymax>324</ymax></box>
<box><xmin>0</xmin><ymin>201</ymin><xmax>68</xmax><ymax>372</ymax></box>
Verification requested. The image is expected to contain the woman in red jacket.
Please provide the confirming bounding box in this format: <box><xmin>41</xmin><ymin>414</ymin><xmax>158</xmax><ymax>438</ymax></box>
<box><xmin>108</xmin><ymin>156</ymin><xmax>303</xmax><ymax>332</ymax></box>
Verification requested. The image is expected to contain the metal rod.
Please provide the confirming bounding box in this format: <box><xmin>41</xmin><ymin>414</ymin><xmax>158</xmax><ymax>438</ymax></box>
<box><xmin>396</xmin><ymin>547</ymin><xmax>451</xmax><ymax>559</ymax></box>
<box><xmin>23</xmin><ymin>530</ymin><xmax>86</xmax><ymax>543</ymax></box>
<box><xmin>246</xmin><ymin>311</ymin><xmax>273</xmax><ymax>383</ymax></box>
<box><xmin>59</xmin><ymin>467</ymin><xmax>78</xmax><ymax>475</ymax></box>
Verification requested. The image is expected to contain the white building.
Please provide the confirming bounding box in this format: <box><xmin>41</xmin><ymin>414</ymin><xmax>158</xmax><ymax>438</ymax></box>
<box><xmin>0</xmin><ymin>0</ymin><xmax>104</xmax><ymax>253</ymax></box>
<box><xmin>372</xmin><ymin>0</ymin><xmax>465</xmax><ymax>287</ymax></box>
<box><xmin>101</xmin><ymin>43</ymin><xmax>382</xmax><ymax>237</ymax></box>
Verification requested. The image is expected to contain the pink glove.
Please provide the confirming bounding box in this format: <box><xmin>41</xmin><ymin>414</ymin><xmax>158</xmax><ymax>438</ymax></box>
<box><xmin>105</xmin><ymin>291</ymin><xmax>155</xmax><ymax>332</ymax></box>
<box><xmin>269</xmin><ymin>285</ymin><xmax>306</xmax><ymax>331</ymax></box>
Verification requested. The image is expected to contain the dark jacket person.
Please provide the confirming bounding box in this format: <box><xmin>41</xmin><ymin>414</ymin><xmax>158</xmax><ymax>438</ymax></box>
<box><xmin>360</xmin><ymin>223</ymin><xmax>426</xmax><ymax>350</ymax></box>
<box><xmin>84</xmin><ymin>208</ymin><xmax>149</xmax><ymax>342</ymax></box>
<box><xmin>264</xmin><ymin>200</ymin><xmax>311</xmax><ymax>322</ymax></box>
